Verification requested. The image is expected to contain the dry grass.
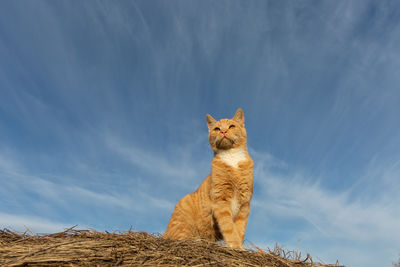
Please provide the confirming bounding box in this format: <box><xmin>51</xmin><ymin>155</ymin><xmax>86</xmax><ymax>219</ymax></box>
<box><xmin>0</xmin><ymin>227</ymin><xmax>341</xmax><ymax>267</ymax></box>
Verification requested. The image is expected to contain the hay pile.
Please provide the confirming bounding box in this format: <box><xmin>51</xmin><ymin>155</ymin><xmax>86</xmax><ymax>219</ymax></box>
<box><xmin>0</xmin><ymin>227</ymin><xmax>333</xmax><ymax>266</ymax></box>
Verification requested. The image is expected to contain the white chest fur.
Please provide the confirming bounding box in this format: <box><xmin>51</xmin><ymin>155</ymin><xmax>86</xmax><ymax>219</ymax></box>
<box><xmin>217</xmin><ymin>148</ymin><xmax>247</xmax><ymax>168</ymax></box>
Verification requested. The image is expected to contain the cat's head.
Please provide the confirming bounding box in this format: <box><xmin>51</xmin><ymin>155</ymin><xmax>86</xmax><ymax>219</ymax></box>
<box><xmin>206</xmin><ymin>108</ymin><xmax>247</xmax><ymax>151</ymax></box>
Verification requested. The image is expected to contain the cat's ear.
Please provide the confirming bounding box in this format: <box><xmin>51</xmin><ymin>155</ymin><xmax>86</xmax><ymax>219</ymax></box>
<box><xmin>232</xmin><ymin>108</ymin><xmax>245</xmax><ymax>127</ymax></box>
<box><xmin>206</xmin><ymin>114</ymin><xmax>216</xmax><ymax>130</ymax></box>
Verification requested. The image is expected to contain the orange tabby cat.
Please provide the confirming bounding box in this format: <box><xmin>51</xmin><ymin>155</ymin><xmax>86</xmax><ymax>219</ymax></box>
<box><xmin>163</xmin><ymin>108</ymin><xmax>253</xmax><ymax>249</ymax></box>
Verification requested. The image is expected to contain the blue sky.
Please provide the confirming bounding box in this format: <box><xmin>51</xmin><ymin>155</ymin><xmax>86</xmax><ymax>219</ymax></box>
<box><xmin>1</xmin><ymin>1</ymin><xmax>400</xmax><ymax>266</ymax></box>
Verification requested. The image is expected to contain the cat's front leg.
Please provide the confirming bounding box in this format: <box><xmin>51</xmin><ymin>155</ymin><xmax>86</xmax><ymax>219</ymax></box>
<box><xmin>212</xmin><ymin>201</ymin><xmax>242</xmax><ymax>249</ymax></box>
<box><xmin>234</xmin><ymin>202</ymin><xmax>250</xmax><ymax>244</ymax></box>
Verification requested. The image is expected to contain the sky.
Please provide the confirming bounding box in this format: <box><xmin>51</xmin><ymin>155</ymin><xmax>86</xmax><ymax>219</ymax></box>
<box><xmin>1</xmin><ymin>1</ymin><xmax>400</xmax><ymax>266</ymax></box>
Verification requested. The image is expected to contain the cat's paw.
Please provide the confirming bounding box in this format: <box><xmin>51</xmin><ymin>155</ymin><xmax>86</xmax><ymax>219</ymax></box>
<box><xmin>227</xmin><ymin>242</ymin><xmax>244</xmax><ymax>250</ymax></box>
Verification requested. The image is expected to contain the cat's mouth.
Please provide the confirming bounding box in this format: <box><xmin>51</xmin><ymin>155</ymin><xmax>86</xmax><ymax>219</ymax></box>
<box><xmin>216</xmin><ymin>136</ymin><xmax>234</xmax><ymax>149</ymax></box>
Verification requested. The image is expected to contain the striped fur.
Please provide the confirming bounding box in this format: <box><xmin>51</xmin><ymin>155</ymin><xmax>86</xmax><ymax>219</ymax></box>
<box><xmin>163</xmin><ymin>109</ymin><xmax>253</xmax><ymax>249</ymax></box>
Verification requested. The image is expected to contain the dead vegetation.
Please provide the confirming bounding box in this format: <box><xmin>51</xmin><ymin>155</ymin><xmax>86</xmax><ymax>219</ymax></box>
<box><xmin>0</xmin><ymin>226</ymin><xmax>342</xmax><ymax>267</ymax></box>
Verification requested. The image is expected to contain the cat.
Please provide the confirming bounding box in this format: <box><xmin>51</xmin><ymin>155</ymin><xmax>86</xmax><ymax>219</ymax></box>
<box><xmin>163</xmin><ymin>108</ymin><xmax>253</xmax><ymax>249</ymax></box>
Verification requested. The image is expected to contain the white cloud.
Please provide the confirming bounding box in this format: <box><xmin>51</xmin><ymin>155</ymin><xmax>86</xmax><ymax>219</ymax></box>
<box><xmin>250</xmin><ymin>150</ymin><xmax>400</xmax><ymax>267</ymax></box>
<box><xmin>0</xmin><ymin>149</ymin><xmax>175</xmax><ymax>222</ymax></box>
<box><xmin>2</xmin><ymin>170</ymin><xmax>131</xmax><ymax>210</ymax></box>
<box><xmin>0</xmin><ymin>212</ymin><xmax>71</xmax><ymax>234</ymax></box>
<box><xmin>138</xmin><ymin>191</ymin><xmax>174</xmax><ymax>211</ymax></box>
<box><xmin>105</xmin><ymin>134</ymin><xmax>208</xmax><ymax>189</ymax></box>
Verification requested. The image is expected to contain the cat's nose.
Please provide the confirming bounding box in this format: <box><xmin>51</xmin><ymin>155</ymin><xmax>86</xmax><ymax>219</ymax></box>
<box><xmin>220</xmin><ymin>130</ymin><xmax>227</xmax><ymax>135</ymax></box>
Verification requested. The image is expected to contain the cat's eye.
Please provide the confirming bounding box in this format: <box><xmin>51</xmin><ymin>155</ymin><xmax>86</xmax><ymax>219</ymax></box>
<box><xmin>229</xmin><ymin>125</ymin><xmax>235</xmax><ymax>129</ymax></box>
<box><xmin>214</xmin><ymin>127</ymin><xmax>220</xmax><ymax>131</ymax></box>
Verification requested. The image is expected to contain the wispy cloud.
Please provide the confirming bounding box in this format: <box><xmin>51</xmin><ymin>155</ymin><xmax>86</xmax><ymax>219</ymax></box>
<box><xmin>0</xmin><ymin>212</ymin><xmax>70</xmax><ymax>234</ymax></box>
<box><xmin>0</xmin><ymin>161</ymin><xmax>130</xmax><ymax>210</ymax></box>
<box><xmin>105</xmin><ymin>133</ymin><xmax>209</xmax><ymax>190</ymax></box>
<box><xmin>250</xmin><ymin>150</ymin><xmax>400</xmax><ymax>267</ymax></box>
<box><xmin>0</xmin><ymin>148</ymin><xmax>175</xmax><ymax>230</ymax></box>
